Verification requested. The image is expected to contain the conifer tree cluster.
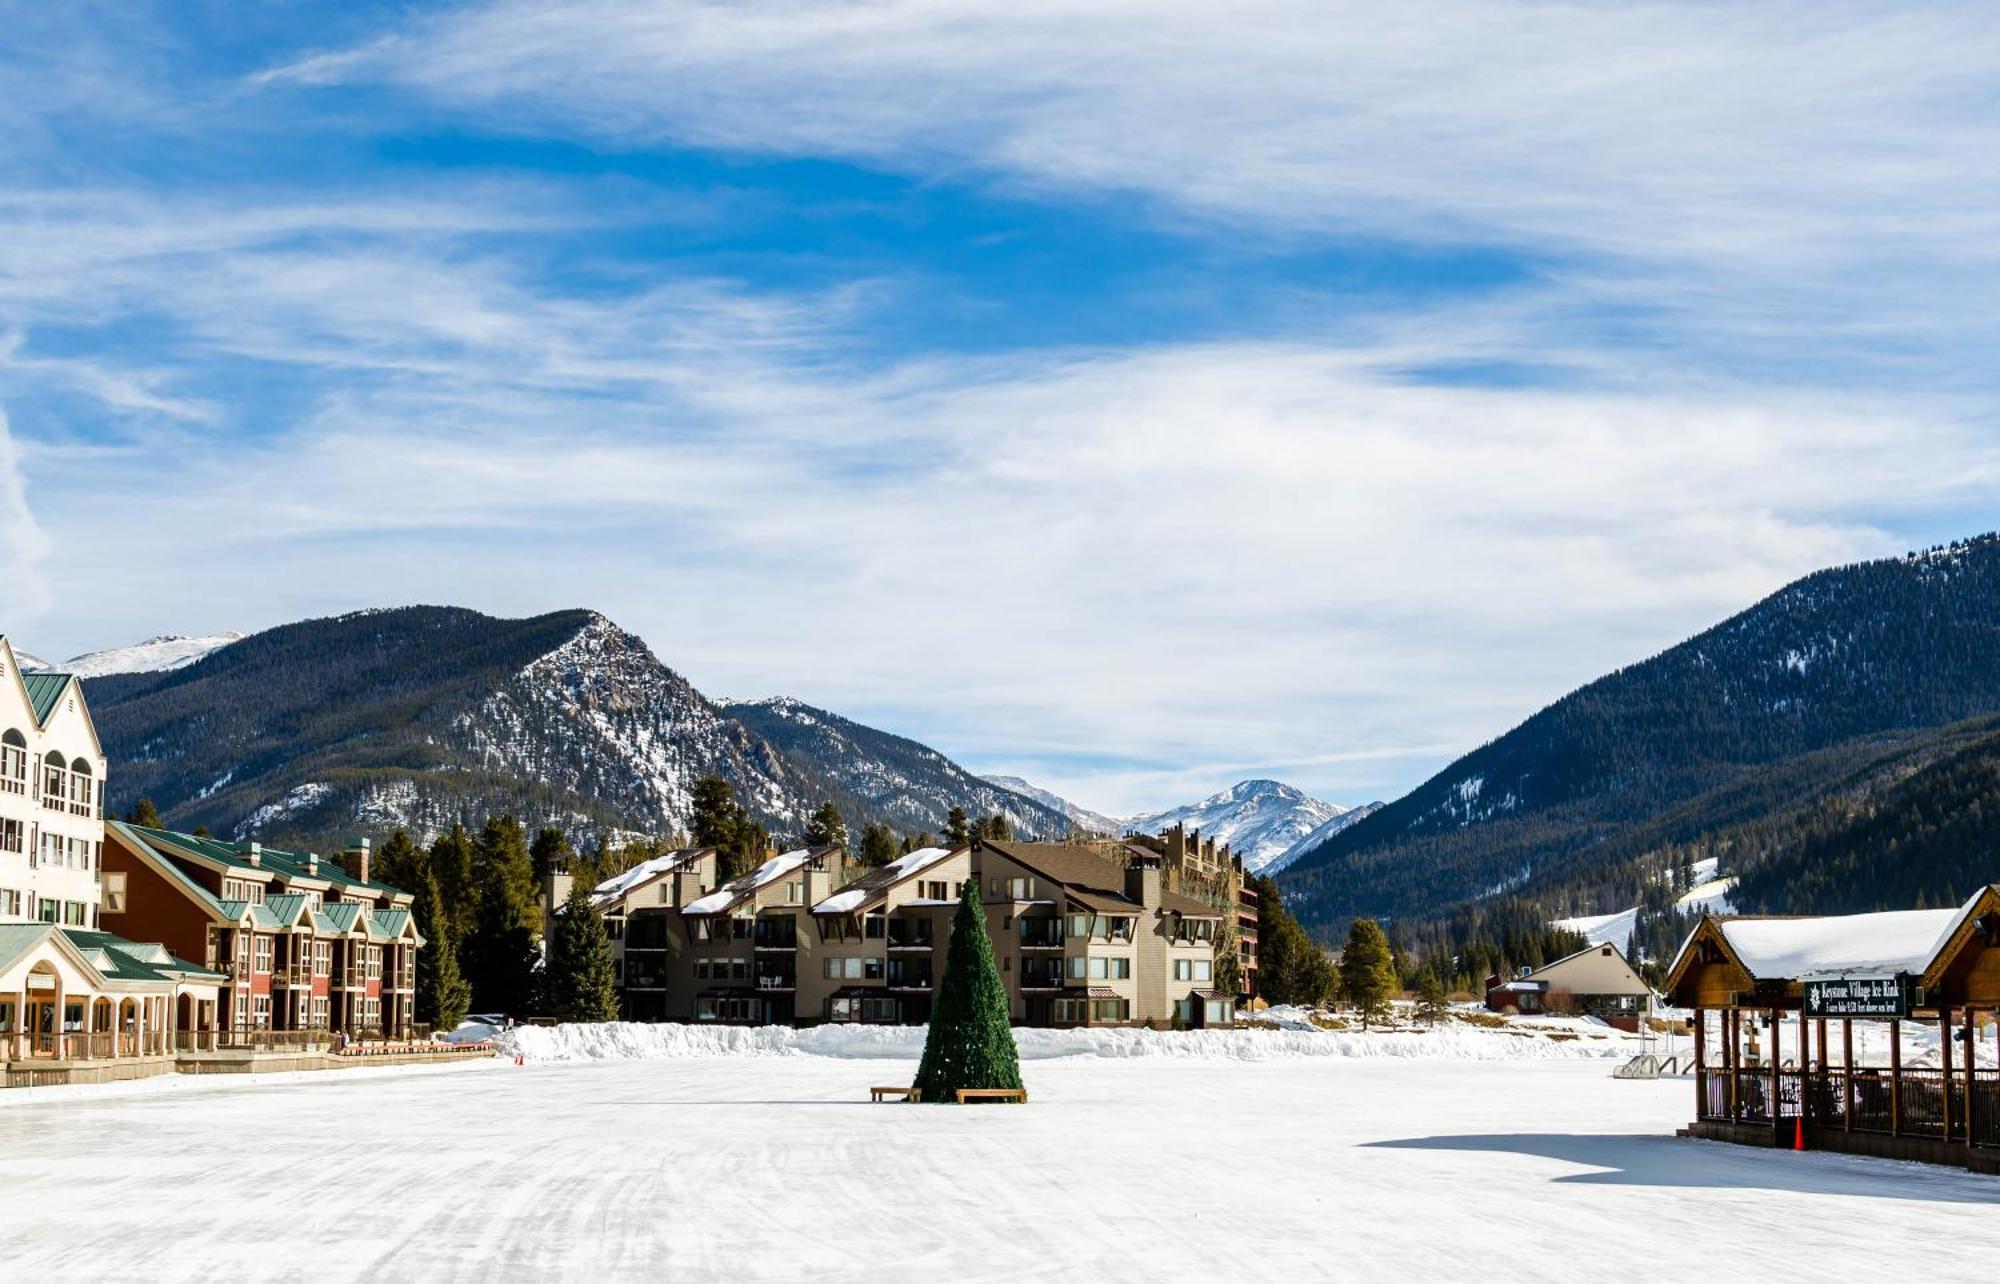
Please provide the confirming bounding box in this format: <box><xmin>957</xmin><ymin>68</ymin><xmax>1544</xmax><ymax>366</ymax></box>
<box><xmin>1340</xmin><ymin>918</ymin><xmax>1398</xmax><ymax>1028</ymax></box>
<box><xmin>543</xmin><ymin>882</ymin><xmax>620</xmax><ymax>1023</ymax></box>
<box><xmin>1251</xmin><ymin>875</ymin><xmax>1338</xmax><ymax>1006</ymax></box>
<box><xmin>914</xmin><ymin>880</ymin><xmax>1023</xmax><ymax>1103</ymax></box>
<box><xmin>690</xmin><ymin>775</ymin><xmax>771</xmax><ymax>882</ymax></box>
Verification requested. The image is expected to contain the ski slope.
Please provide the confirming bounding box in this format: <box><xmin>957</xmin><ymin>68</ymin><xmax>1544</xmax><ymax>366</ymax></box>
<box><xmin>1554</xmin><ymin>856</ymin><xmax>1739</xmax><ymax>949</ymax></box>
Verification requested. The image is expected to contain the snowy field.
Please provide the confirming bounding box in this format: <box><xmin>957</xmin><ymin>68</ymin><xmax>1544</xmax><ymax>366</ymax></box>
<box><xmin>3</xmin><ymin>1033</ymin><xmax>1998</xmax><ymax>1281</ymax></box>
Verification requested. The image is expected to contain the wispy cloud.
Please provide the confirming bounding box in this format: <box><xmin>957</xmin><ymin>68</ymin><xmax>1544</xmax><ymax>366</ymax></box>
<box><xmin>0</xmin><ymin>409</ymin><xmax>53</xmax><ymax>622</ymax></box>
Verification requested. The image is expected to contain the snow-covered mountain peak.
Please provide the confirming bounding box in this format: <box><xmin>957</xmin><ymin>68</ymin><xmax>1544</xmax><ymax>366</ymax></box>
<box><xmin>45</xmin><ymin>632</ymin><xmax>246</xmax><ymax>678</ymax></box>
<box><xmin>1128</xmin><ymin>779</ymin><xmax>1349</xmax><ymax>873</ymax></box>
<box><xmin>981</xmin><ymin>775</ymin><xmax>1127</xmax><ymax>837</ymax></box>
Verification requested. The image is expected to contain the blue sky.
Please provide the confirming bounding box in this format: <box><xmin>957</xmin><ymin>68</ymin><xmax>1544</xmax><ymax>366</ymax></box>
<box><xmin>4</xmin><ymin>2</ymin><xmax>2000</xmax><ymax>816</ymax></box>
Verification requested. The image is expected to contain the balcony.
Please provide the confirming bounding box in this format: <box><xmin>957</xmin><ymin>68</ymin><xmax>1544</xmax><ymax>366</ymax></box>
<box><xmin>886</xmin><ymin>921</ymin><xmax>934</xmax><ymax>951</ymax></box>
<box><xmin>886</xmin><ymin>961</ymin><xmax>933</xmax><ymax>989</ymax></box>
<box><xmin>1018</xmin><ymin>964</ymin><xmax>1064</xmax><ymax>990</ymax></box>
<box><xmin>1017</xmin><ymin>920</ymin><xmax>1064</xmax><ymax>949</ymax></box>
<box><xmin>752</xmin><ymin>920</ymin><xmax>798</xmax><ymax>951</ymax></box>
<box><xmin>754</xmin><ymin>967</ymin><xmax>796</xmax><ymax>992</ymax></box>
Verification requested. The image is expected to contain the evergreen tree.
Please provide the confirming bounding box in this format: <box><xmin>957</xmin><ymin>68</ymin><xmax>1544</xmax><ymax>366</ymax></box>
<box><xmin>372</xmin><ymin>828</ymin><xmax>424</xmax><ymax>893</ymax></box>
<box><xmin>690</xmin><ymin>775</ymin><xmax>744</xmax><ymax>848</ymax></box>
<box><xmin>914</xmin><ymin>880</ymin><xmax>1023</xmax><ymax>1103</ymax></box>
<box><xmin>463</xmin><ymin>815</ymin><xmax>541</xmax><ymax>1015</ymax></box>
<box><xmin>429</xmin><ymin>823</ymin><xmax>478</xmax><ymax>947</ymax></box>
<box><xmin>1341</xmin><ymin>918</ymin><xmax>1398</xmax><ymax>1028</ymax></box>
<box><xmin>943</xmin><ymin>807</ymin><xmax>971</xmax><ymax>849</ymax></box>
<box><xmin>1252</xmin><ymin>875</ymin><xmax>1337</xmax><ymax>1006</ymax></box>
<box><xmin>1212</xmin><ymin>916</ymin><xmax>1242</xmax><ymax>998</ymax></box>
<box><xmin>192</xmin><ymin>823</ymin><xmax>211</xmax><ymax>838</ymax></box>
<box><xmin>411</xmin><ymin>864</ymin><xmax>471</xmax><ymax>1033</ymax></box>
<box><xmin>977</xmin><ymin>814</ymin><xmax>1013</xmax><ymax>841</ymax></box>
<box><xmin>804</xmin><ymin>802</ymin><xmax>848</xmax><ymax>849</ymax></box>
<box><xmin>858</xmin><ymin>822</ymin><xmax>898</xmax><ymax>868</ymax></box>
<box><xmin>1413</xmin><ymin>965</ymin><xmax>1449</xmax><ymax>1026</ymax></box>
<box><xmin>129</xmin><ymin>797</ymin><xmax>161</xmax><ymax>827</ymax></box>
<box><xmin>530</xmin><ymin>826</ymin><xmax>576</xmax><ymax>884</ymax></box>
<box><xmin>543</xmin><ymin>882</ymin><xmax>619</xmax><ymax>1023</ymax></box>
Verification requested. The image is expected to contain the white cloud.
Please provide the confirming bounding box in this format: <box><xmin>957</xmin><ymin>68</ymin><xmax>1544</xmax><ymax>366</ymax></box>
<box><xmin>0</xmin><ymin>409</ymin><xmax>53</xmax><ymax>623</ymax></box>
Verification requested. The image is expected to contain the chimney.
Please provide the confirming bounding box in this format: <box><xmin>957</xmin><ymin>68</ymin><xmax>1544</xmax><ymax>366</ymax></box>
<box><xmin>675</xmin><ymin>867</ymin><xmax>705</xmax><ymax>908</ymax></box>
<box><xmin>241</xmin><ymin>841</ymin><xmax>262</xmax><ymax>867</ymax></box>
<box><xmin>343</xmin><ymin>837</ymin><xmax>371</xmax><ymax>884</ymax></box>
<box><xmin>305</xmin><ymin>852</ymin><xmax>319</xmax><ymax>876</ymax></box>
<box><xmin>1124</xmin><ymin>853</ymin><xmax>1162</xmax><ymax>908</ymax></box>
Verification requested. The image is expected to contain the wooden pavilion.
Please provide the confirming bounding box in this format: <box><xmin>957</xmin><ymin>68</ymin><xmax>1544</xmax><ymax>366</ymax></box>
<box><xmin>1665</xmin><ymin>886</ymin><xmax>2000</xmax><ymax>1173</ymax></box>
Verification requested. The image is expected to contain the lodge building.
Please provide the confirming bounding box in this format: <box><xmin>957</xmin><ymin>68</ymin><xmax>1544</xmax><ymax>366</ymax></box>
<box><xmin>1667</xmin><ymin>890</ymin><xmax>2000</xmax><ymax>1174</ymax></box>
<box><xmin>559</xmin><ymin>835</ymin><xmax>1238</xmax><ymax>1029</ymax></box>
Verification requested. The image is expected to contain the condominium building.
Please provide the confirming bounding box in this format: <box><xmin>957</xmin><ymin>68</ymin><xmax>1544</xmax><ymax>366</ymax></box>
<box><xmin>103</xmin><ymin>824</ymin><xmax>424</xmax><ymax>1039</ymax></box>
<box><xmin>0</xmin><ymin>637</ymin><xmax>225</xmax><ymax>1079</ymax></box>
<box><xmin>580</xmin><ymin>834</ymin><xmax>1235</xmax><ymax>1028</ymax></box>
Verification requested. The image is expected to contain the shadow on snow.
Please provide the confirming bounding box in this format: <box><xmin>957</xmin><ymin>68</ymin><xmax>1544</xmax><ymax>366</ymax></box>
<box><xmin>1364</xmin><ymin>1133</ymin><xmax>2000</xmax><ymax>1204</ymax></box>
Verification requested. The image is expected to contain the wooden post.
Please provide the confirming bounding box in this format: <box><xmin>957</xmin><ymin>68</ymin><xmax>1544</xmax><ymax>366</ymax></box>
<box><xmin>1694</xmin><ymin>1006</ymin><xmax>1706</xmax><ymax>1117</ymax></box>
<box><xmin>1941</xmin><ymin>1009</ymin><xmax>1954</xmax><ymax>1143</ymax></box>
<box><xmin>1842</xmin><ymin>1019</ymin><xmax>1854</xmax><ymax>1132</ymax></box>
<box><xmin>1964</xmin><ymin>1006</ymin><xmax>1977</xmax><ymax>1149</ymax></box>
<box><xmin>1727</xmin><ymin>1008</ymin><xmax>1740</xmax><ymax>1120</ymax></box>
<box><xmin>1770</xmin><ymin>1008</ymin><xmax>1781</xmax><ymax>1130</ymax></box>
<box><xmin>1890</xmin><ymin>1019</ymin><xmax>1903</xmax><ymax>1137</ymax></box>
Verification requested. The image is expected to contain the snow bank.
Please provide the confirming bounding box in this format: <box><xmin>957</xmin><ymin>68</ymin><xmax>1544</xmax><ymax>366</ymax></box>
<box><xmin>486</xmin><ymin>1017</ymin><xmax>1643</xmax><ymax>1065</ymax></box>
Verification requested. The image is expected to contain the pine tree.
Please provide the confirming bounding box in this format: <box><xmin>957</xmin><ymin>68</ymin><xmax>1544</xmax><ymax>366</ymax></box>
<box><xmin>429</xmin><ymin>823</ymin><xmax>478</xmax><ymax>947</ymax></box>
<box><xmin>859</xmin><ymin>822</ymin><xmax>898</xmax><ymax>867</ymax></box>
<box><xmin>914</xmin><ymin>880</ymin><xmax>1023</xmax><ymax>1103</ymax></box>
<box><xmin>1253</xmin><ymin>875</ymin><xmax>1337</xmax><ymax>1006</ymax></box>
<box><xmin>804</xmin><ymin>802</ymin><xmax>848</xmax><ymax>849</ymax></box>
<box><xmin>690</xmin><ymin>776</ymin><xmax>743</xmax><ymax>849</ymax></box>
<box><xmin>543</xmin><ymin>882</ymin><xmax>619</xmax><ymax>1023</ymax></box>
<box><xmin>191</xmin><ymin>823</ymin><xmax>211</xmax><ymax>838</ymax></box>
<box><xmin>530</xmin><ymin>826</ymin><xmax>575</xmax><ymax>884</ymax></box>
<box><xmin>977</xmin><ymin>814</ymin><xmax>1013</xmax><ymax>841</ymax></box>
<box><xmin>411</xmin><ymin>865</ymin><xmax>471</xmax><ymax>1033</ymax></box>
<box><xmin>943</xmin><ymin>807</ymin><xmax>971</xmax><ymax>849</ymax></box>
<box><xmin>463</xmin><ymin>815</ymin><xmax>542</xmax><ymax>1015</ymax></box>
<box><xmin>1341</xmin><ymin>918</ymin><xmax>1398</xmax><ymax>1028</ymax></box>
<box><xmin>129</xmin><ymin>798</ymin><xmax>161</xmax><ymax>827</ymax></box>
<box><xmin>373</xmin><ymin>828</ymin><xmax>424</xmax><ymax>892</ymax></box>
<box><xmin>1413</xmin><ymin>965</ymin><xmax>1449</xmax><ymax>1026</ymax></box>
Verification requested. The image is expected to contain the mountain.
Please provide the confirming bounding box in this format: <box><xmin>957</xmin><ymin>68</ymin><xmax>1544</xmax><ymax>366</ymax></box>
<box><xmin>1127</xmin><ymin>779</ymin><xmax>1346</xmax><ymax>872</ymax></box>
<box><xmin>80</xmin><ymin>607</ymin><xmax>1075</xmax><ymax>856</ymax></box>
<box><xmin>1281</xmin><ymin>535</ymin><xmax>2000</xmax><ymax>935</ymax></box>
<box><xmin>1263</xmin><ymin>801</ymin><xmax>1384</xmax><ymax>875</ymax></box>
<box><xmin>981</xmin><ymin>775</ymin><xmax>1127</xmax><ymax>836</ymax></box>
<box><xmin>722</xmin><ymin>699</ymin><xmax>1074</xmax><ymax>839</ymax></box>
<box><xmin>37</xmin><ymin>632</ymin><xmax>245</xmax><ymax>678</ymax></box>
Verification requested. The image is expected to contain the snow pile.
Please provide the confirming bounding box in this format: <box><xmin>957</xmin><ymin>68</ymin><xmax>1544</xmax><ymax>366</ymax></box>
<box><xmin>483</xmin><ymin>1016</ymin><xmax>1644</xmax><ymax>1065</ymax></box>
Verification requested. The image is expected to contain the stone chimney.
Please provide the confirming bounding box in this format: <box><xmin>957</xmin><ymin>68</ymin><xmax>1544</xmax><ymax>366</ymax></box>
<box><xmin>342</xmin><ymin>837</ymin><xmax>371</xmax><ymax>884</ymax></box>
<box><xmin>1124</xmin><ymin>852</ymin><xmax>1162</xmax><ymax>908</ymax></box>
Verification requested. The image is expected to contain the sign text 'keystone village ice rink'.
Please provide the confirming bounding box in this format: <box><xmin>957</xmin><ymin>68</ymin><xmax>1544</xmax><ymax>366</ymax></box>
<box><xmin>1802</xmin><ymin>975</ymin><xmax>1911</xmax><ymax>1019</ymax></box>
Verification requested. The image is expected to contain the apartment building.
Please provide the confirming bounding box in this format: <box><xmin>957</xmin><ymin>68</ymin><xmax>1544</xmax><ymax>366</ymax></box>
<box><xmin>678</xmin><ymin>845</ymin><xmax>847</xmax><ymax>1025</ymax></box>
<box><xmin>584</xmin><ymin>833</ymin><xmax>1234</xmax><ymax>1029</ymax></box>
<box><xmin>0</xmin><ymin>637</ymin><xmax>224</xmax><ymax>1077</ymax></box>
<box><xmin>103</xmin><ymin>824</ymin><xmax>424</xmax><ymax>1040</ymax></box>
<box><xmin>553</xmin><ymin>846</ymin><xmax>719</xmax><ymax>1021</ymax></box>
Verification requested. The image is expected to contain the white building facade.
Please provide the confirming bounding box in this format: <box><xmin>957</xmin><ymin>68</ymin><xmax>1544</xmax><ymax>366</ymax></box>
<box><xmin>0</xmin><ymin>637</ymin><xmax>106</xmax><ymax>929</ymax></box>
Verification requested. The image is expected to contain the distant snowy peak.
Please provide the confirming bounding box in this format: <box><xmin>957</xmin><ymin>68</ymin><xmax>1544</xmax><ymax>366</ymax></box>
<box><xmin>1264</xmin><ymin>801</ymin><xmax>1386</xmax><ymax>875</ymax></box>
<box><xmin>46</xmin><ymin>632</ymin><xmax>246</xmax><ymax>678</ymax></box>
<box><xmin>982</xmin><ymin>776</ymin><xmax>1127</xmax><ymax>837</ymax></box>
<box><xmin>1129</xmin><ymin>779</ymin><xmax>1349</xmax><ymax>873</ymax></box>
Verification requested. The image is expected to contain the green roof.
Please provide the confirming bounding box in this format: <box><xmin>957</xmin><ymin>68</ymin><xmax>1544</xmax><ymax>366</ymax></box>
<box><xmin>317</xmin><ymin>902</ymin><xmax>363</xmax><ymax>934</ymax></box>
<box><xmin>263</xmin><ymin>893</ymin><xmax>310</xmax><ymax>926</ymax></box>
<box><xmin>107</xmin><ymin>822</ymin><xmax>231</xmax><ymax>920</ymax></box>
<box><xmin>0</xmin><ymin>923</ymin><xmax>55</xmax><ymax>977</ymax></box>
<box><xmin>61</xmin><ymin>928</ymin><xmax>229</xmax><ymax>984</ymax></box>
<box><xmin>22</xmin><ymin>671</ymin><xmax>71</xmax><ymax>726</ymax></box>
<box><xmin>124</xmin><ymin>825</ymin><xmax>410</xmax><ymax>899</ymax></box>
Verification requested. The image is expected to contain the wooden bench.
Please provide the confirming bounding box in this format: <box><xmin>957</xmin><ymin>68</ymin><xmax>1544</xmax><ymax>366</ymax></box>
<box><xmin>955</xmin><ymin>1087</ymin><xmax>1028</xmax><ymax>1104</ymax></box>
<box><xmin>870</xmin><ymin>1084</ymin><xmax>921</xmax><ymax>1102</ymax></box>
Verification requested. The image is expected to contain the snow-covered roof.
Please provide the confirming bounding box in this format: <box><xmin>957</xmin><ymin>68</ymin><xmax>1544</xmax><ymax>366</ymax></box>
<box><xmin>682</xmin><ymin>848</ymin><xmax>817</xmax><ymax>916</ymax></box>
<box><xmin>589</xmin><ymin>849</ymin><xmax>706</xmax><ymax>909</ymax></box>
<box><xmin>812</xmin><ymin>846</ymin><xmax>956</xmax><ymax>916</ymax></box>
<box><xmin>1719</xmin><ymin>909</ymin><xmax>1958</xmax><ymax>980</ymax></box>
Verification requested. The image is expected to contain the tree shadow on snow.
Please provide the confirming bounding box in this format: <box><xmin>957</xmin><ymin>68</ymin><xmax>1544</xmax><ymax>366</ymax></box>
<box><xmin>1364</xmin><ymin>1133</ymin><xmax>2000</xmax><ymax>1204</ymax></box>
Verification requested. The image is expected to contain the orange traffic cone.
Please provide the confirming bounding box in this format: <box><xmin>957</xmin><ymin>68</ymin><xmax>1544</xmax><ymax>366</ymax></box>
<box><xmin>1793</xmin><ymin>1117</ymin><xmax>1805</xmax><ymax>1151</ymax></box>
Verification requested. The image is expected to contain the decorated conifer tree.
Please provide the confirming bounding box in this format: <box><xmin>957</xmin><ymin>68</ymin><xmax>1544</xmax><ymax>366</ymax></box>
<box><xmin>914</xmin><ymin>878</ymin><xmax>1022</xmax><ymax>1103</ymax></box>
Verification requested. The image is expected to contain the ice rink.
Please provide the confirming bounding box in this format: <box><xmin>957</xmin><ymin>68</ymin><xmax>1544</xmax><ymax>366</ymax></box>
<box><xmin>2</xmin><ymin>1055</ymin><xmax>1996</xmax><ymax>1280</ymax></box>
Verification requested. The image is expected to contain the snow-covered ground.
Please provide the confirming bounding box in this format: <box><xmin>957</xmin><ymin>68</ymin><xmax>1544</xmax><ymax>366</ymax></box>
<box><xmin>3</xmin><ymin>1036</ymin><xmax>1995</xmax><ymax>1280</ymax></box>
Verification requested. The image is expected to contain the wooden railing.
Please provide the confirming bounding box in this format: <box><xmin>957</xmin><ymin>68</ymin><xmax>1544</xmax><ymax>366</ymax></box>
<box><xmin>1703</xmin><ymin>1064</ymin><xmax>2000</xmax><ymax>1146</ymax></box>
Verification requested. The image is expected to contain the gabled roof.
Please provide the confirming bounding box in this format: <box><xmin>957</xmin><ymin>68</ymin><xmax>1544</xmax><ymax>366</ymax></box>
<box><xmin>0</xmin><ymin>922</ymin><xmax>225</xmax><ymax>988</ymax></box>
<box><xmin>22</xmin><ymin>671</ymin><xmax>72</xmax><ymax>726</ymax></box>
<box><xmin>588</xmin><ymin>848</ymin><xmax>714</xmax><ymax>912</ymax></box>
<box><xmin>106</xmin><ymin>821</ymin><xmax>234</xmax><ymax>923</ymax></box>
<box><xmin>977</xmin><ymin>840</ymin><xmax>1225</xmax><ymax>920</ymax></box>
<box><xmin>813</xmin><ymin>847</ymin><xmax>960</xmax><ymax>916</ymax></box>
<box><xmin>125</xmin><ymin>825</ymin><xmax>410</xmax><ymax>901</ymax></box>
<box><xmin>682</xmin><ymin>847</ymin><xmax>836</xmax><ymax>916</ymax></box>
<box><xmin>316</xmin><ymin>902</ymin><xmax>364</xmax><ymax>934</ymax></box>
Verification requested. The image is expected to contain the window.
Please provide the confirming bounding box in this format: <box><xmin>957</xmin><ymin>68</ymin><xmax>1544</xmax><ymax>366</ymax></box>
<box><xmin>253</xmin><ymin>996</ymin><xmax>272</xmax><ymax>1030</ymax></box>
<box><xmin>1091</xmin><ymin>998</ymin><xmax>1128</xmax><ymax>1023</ymax></box>
<box><xmin>0</xmin><ymin>731</ymin><xmax>25</xmax><ymax>794</ymax></box>
<box><xmin>254</xmin><ymin>936</ymin><xmax>273</xmax><ymax>973</ymax></box>
<box><xmin>234</xmin><ymin>993</ymin><xmax>248</xmax><ymax>1030</ymax></box>
<box><xmin>1066</xmin><ymin>956</ymin><xmax>1129</xmax><ymax>980</ymax></box>
<box><xmin>920</xmin><ymin>880</ymin><xmax>949</xmax><ymax>900</ymax></box>
<box><xmin>863</xmin><ymin>915</ymin><xmax>885</xmax><ymax>939</ymax></box>
<box><xmin>38</xmin><ymin>831</ymin><xmax>61</xmax><ymax>869</ymax></box>
<box><xmin>1173</xmin><ymin>959</ymin><xmax>1212</xmax><ymax>982</ymax></box>
<box><xmin>0</xmin><ymin>889</ymin><xmax>16</xmax><ymax>916</ymax></box>
<box><xmin>63</xmin><ymin>901</ymin><xmax>86</xmax><ymax>926</ymax></box>
<box><xmin>38</xmin><ymin>898</ymin><xmax>58</xmax><ymax>923</ymax></box>
<box><xmin>605</xmin><ymin>918</ymin><xmax>624</xmax><ymax>940</ymax></box>
<box><xmin>729</xmin><ymin>916</ymin><xmax>752</xmax><ymax>940</ymax></box>
<box><xmin>0</xmin><ymin>818</ymin><xmax>22</xmax><ymax>854</ymax></box>
<box><xmin>784</xmin><ymin>881</ymin><xmax>802</xmax><ymax>905</ymax></box>
<box><xmin>988</xmin><ymin>877</ymin><xmax>1030</xmax><ymax>901</ymax></box>
<box><xmin>314</xmin><ymin>942</ymin><xmax>331</xmax><ymax>977</ymax></box>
